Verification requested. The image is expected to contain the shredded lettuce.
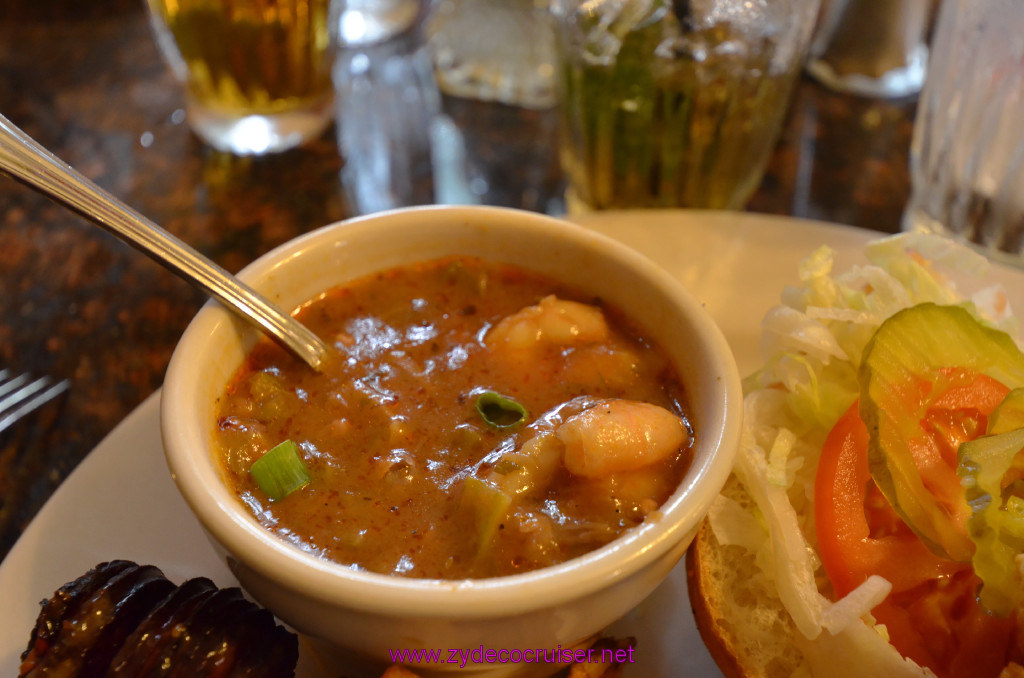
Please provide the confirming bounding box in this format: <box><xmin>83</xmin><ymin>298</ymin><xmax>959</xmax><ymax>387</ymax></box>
<box><xmin>766</xmin><ymin>428</ymin><xmax>800</xmax><ymax>488</ymax></box>
<box><xmin>748</xmin><ymin>233</ymin><xmax>1014</xmax><ymax>459</ymax></box>
<box><xmin>706</xmin><ymin>493</ymin><xmax>766</xmax><ymax>553</ymax></box>
<box><xmin>796</xmin><ymin>620</ymin><xmax>935</xmax><ymax>678</ymax></box>
<box><xmin>820</xmin><ymin>575</ymin><xmax>892</xmax><ymax>635</ymax></box>
<box><xmin>733</xmin><ymin>429</ymin><xmax>826</xmax><ymax>640</ymax></box>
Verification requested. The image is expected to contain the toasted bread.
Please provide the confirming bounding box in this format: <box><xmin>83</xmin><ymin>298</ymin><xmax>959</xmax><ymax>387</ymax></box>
<box><xmin>685</xmin><ymin>475</ymin><xmax>807</xmax><ymax>678</ymax></box>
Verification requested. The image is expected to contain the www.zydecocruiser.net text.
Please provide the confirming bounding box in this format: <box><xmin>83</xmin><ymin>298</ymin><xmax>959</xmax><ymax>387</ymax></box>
<box><xmin>388</xmin><ymin>645</ymin><xmax>636</xmax><ymax>669</ymax></box>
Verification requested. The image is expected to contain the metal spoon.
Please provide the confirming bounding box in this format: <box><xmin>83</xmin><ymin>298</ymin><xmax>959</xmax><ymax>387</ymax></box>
<box><xmin>0</xmin><ymin>114</ymin><xmax>329</xmax><ymax>371</ymax></box>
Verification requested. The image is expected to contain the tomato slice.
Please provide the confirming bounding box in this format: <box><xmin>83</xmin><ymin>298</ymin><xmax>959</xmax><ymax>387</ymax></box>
<box><xmin>871</xmin><ymin>571</ymin><xmax>1016</xmax><ymax>678</ymax></box>
<box><xmin>816</xmin><ymin>402</ymin><xmax>964</xmax><ymax>598</ymax></box>
<box><xmin>816</xmin><ymin>388</ymin><xmax>1021</xmax><ymax>677</ymax></box>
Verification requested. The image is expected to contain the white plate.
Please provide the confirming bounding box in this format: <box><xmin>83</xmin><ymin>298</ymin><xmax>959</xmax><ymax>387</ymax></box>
<box><xmin>2</xmin><ymin>211</ymin><xmax>1021</xmax><ymax>677</ymax></box>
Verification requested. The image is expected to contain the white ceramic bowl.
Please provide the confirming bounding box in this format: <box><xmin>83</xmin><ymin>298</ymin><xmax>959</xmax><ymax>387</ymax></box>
<box><xmin>161</xmin><ymin>205</ymin><xmax>742</xmax><ymax>676</ymax></box>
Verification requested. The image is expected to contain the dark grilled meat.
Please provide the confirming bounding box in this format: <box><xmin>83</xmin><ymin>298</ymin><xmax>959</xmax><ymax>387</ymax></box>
<box><xmin>19</xmin><ymin>561</ymin><xmax>298</xmax><ymax>677</ymax></box>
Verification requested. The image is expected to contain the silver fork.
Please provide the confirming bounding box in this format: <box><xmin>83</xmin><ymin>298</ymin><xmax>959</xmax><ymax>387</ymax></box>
<box><xmin>0</xmin><ymin>369</ymin><xmax>69</xmax><ymax>435</ymax></box>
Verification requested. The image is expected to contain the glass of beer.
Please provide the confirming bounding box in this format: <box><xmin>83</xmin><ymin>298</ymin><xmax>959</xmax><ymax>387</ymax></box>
<box><xmin>553</xmin><ymin>0</ymin><xmax>820</xmax><ymax>212</ymax></box>
<box><xmin>146</xmin><ymin>0</ymin><xmax>335</xmax><ymax>155</ymax></box>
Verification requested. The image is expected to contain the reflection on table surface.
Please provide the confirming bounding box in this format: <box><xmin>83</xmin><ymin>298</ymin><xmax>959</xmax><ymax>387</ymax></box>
<box><xmin>0</xmin><ymin>0</ymin><xmax>916</xmax><ymax>562</ymax></box>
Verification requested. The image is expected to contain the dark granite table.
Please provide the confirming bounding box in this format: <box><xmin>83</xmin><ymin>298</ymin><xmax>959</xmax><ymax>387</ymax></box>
<box><xmin>0</xmin><ymin>0</ymin><xmax>916</xmax><ymax>562</ymax></box>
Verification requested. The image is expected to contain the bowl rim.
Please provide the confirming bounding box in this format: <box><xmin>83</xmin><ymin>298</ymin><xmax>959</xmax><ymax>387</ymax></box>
<box><xmin>161</xmin><ymin>204</ymin><xmax>742</xmax><ymax>618</ymax></box>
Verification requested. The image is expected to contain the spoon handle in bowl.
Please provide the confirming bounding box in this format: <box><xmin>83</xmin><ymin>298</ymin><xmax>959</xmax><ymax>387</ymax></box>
<box><xmin>0</xmin><ymin>114</ymin><xmax>328</xmax><ymax>371</ymax></box>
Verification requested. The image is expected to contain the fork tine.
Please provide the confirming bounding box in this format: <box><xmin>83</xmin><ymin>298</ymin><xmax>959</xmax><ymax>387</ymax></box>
<box><xmin>0</xmin><ymin>375</ymin><xmax>69</xmax><ymax>435</ymax></box>
<box><xmin>0</xmin><ymin>371</ymin><xmax>31</xmax><ymax>399</ymax></box>
<box><xmin>0</xmin><ymin>375</ymin><xmax>52</xmax><ymax>414</ymax></box>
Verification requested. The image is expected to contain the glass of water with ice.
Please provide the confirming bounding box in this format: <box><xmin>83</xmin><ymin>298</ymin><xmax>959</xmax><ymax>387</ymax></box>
<box><xmin>902</xmin><ymin>0</ymin><xmax>1024</xmax><ymax>263</ymax></box>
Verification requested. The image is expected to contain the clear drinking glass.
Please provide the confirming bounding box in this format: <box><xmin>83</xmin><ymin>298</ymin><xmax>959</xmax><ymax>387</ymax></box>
<box><xmin>331</xmin><ymin>0</ymin><xmax>442</xmax><ymax>214</ymax></box>
<box><xmin>553</xmin><ymin>0</ymin><xmax>820</xmax><ymax>212</ymax></box>
<box><xmin>146</xmin><ymin>0</ymin><xmax>336</xmax><ymax>155</ymax></box>
<box><xmin>902</xmin><ymin>0</ymin><xmax>1024</xmax><ymax>263</ymax></box>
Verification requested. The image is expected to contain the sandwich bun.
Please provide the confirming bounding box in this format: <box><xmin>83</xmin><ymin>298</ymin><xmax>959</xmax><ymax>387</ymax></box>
<box><xmin>686</xmin><ymin>477</ymin><xmax>807</xmax><ymax>678</ymax></box>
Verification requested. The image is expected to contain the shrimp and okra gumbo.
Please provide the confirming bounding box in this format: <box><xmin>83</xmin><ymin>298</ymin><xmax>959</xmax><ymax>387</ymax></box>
<box><xmin>214</xmin><ymin>256</ymin><xmax>694</xmax><ymax>579</ymax></box>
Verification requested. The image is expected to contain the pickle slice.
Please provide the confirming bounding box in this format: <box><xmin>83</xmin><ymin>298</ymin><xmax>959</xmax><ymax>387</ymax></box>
<box><xmin>989</xmin><ymin>387</ymin><xmax>1024</xmax><ymax>435</ymax></box>
<box><xmin>860</xmin><ymin>303</ymin><xmax>1024</xmax><ymax>562</ymax></box>
<box><xmin>959</xmin><ymin>427</ymin><xmax>1024</xmax><ymax>615</ymax></box>
<box><xmin>956</xmin><ymin>387</ymin><xmax>1024</xmax><ymax>615</ymax></box>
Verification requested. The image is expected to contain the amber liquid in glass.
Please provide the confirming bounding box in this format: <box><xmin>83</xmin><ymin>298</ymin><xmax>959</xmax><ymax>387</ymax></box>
<box><xmin>148</xmin><ymin>0</ymin><xmax>334</xmax><ymax>153</ymax></box>
<box><xmin>151</xmin><ymin>0</ymin><xmax>333</xmax><ymax>115</ymax></box>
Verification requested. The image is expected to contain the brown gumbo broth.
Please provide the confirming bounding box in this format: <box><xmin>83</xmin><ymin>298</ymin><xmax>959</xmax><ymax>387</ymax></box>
<box><xmin>214</xmin><ymin>256</ymin><xmax>694</xmax><ymax>579</ymax></box>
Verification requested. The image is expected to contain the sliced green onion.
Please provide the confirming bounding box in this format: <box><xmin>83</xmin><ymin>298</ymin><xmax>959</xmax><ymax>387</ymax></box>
<box><xmin>250</xmin><ymin>440</ymin><xmax>311</xmax><ymax>502</ymax></box>
<box><xmin>475</xmin><ymin>391</ymin><xmax>528</xmax><ymax>429</ymax></box>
